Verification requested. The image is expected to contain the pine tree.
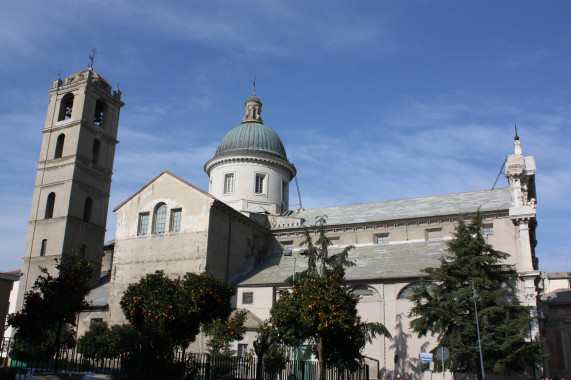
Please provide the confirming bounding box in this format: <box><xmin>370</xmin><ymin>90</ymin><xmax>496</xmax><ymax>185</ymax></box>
<box><xmin>409</xmin><ymin>214</ymin><xmax>542</xmax><ymax>379</ymax></box>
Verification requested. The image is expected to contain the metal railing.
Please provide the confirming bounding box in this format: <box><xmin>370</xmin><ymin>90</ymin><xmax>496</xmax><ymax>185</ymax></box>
<box><xmin>0</xmin><ymin>337</ymin><xmax>369</xmax><ymax>380</ymax></box>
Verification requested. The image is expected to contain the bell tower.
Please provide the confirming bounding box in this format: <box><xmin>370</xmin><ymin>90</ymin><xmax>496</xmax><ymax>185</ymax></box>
<box><xmin>17</xmin><ymin>68</ymin><xmax>124</xmax><ymax>310</ymax></box>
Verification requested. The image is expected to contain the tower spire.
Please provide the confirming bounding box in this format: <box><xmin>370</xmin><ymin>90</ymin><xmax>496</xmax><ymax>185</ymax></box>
<box><xmin>513</xmin><ymin>124</ymin><xmax>522</xmax><ymax>155</ymax></box>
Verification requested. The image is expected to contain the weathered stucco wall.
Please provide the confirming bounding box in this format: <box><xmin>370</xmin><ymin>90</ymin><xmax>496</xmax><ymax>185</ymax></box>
<box><xmin>206</xmin><ymin>203</ymin><xmax>271</xmax><ymax>283</ymax></box>
<box><xmin>108</xmin><ymin>173</ymin><xmax>215</xmax><ymax>324</ymax></box>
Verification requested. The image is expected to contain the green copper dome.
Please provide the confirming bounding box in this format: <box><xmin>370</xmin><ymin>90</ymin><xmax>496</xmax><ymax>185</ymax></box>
<box><xmin>213</xmin><ymin>122</ymin><xmax>288</xmax><ymax>160</ymax></box>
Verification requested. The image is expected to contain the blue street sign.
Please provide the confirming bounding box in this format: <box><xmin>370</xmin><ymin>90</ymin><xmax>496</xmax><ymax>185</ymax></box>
<box><xmin>420</xmin><ymin>352</ymin><xmax>433</xmax><ymax>362</ymax></box>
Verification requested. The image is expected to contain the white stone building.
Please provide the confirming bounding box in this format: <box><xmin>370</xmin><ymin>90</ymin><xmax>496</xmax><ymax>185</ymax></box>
<box><xmin>19</xmin><ymin>68</ymin><xmax>542</xmax><ymax>379</ymax></box>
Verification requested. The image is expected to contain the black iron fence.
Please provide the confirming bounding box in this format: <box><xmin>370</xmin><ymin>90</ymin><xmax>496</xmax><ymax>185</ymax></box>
<box><xmin>0</xmin><ymin>337</ymin><xmax>369</xmax><ymax>380</ymax></box>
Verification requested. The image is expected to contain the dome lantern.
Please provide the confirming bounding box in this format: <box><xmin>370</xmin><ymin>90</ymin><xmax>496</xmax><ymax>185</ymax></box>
<box><xmin>243</xmin><ymin>91</ymin><xmax>263</xmax><ymax>123</ymax></box>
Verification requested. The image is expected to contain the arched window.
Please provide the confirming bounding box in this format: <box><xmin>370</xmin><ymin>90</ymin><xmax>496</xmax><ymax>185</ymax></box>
<box><xmin>83</xmin><ymin>197</ymin><xmax>93</xmax><ymax>223</ymax></box>
<box><xmin>58</xmin><ymin>94</ymin><xmax>74</xmax><ymax>121</ymax></box>
<box><xmin>54</xmin><ymin>134</ymin><xmax>65</xmax><ymax>159</ymax></box>
<box><xmin>93</xmin><ymin>99</ymin><xmax>106</xmax><ymax>127</ymax></box>
<box><xmin>91</xmin><ymin>139</ymin><xmax>101</xmax><ymax>164</ymax></box>
<box><xmin>351</xmin><ymin>285</ymin><xmax>375</xmax><ymax>298</ymax></box>
<box><xmin>397</xmin><ymin>282</ymin><xmax>436</xmax><ymax>300</ymax></box>
<box><xmin>40</xmin><ymin>239</ymin><xmax>47</xmax><ymax>257</ymax></box>
<box><xmin>45</xmin><ymin>192</ymin><xmax>55</xmax><ymax>219</ymax></box>
<box><xmin>153</xmin><ymin>203</ymin><xmax>167</xmax><ymax>234</ymax></box>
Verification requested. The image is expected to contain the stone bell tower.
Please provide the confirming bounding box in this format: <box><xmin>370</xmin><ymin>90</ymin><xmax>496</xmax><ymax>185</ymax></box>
<box><xmin>505</xmin><ymin>127</ymin><xmax>540</xmax><ymax>341</ymax></box>
<box><xmin>17</xmin><ymin>68</ymin><xmax>124</xmax><ymax>310</ymax></box>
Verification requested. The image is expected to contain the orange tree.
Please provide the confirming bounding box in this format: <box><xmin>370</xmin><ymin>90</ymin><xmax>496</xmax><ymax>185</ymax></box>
<box><xmin>120</xmin><ymin>270</ymin><xmax>235</xmax><ymax>378</ymax></box>
<box><xmin>271</xmin><ymin>268</ymin><xmax>389</xmax><ymax>379</ymax></box>
<box><xmin>270</xmin><ymin>217</ymin><xmax>390</xmax><ymax>380</ymax></box>
<box><xmin>203</xmin><ymin>310</ymin><xmax>247</xmax><ymax>355</ymax></box>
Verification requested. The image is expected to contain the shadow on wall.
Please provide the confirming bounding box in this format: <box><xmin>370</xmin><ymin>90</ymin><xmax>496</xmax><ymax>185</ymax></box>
<box><xmin>380</xmin><ymin>313</ymin><xmax>430</xmax><ymax>380</ymax></box>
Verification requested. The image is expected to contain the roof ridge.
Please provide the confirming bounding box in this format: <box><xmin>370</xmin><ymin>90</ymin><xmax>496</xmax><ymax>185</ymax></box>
<box><xmin>114</xmin><ymin>170</ymin><xmax>216</xmax><ymax>212</ymax></box>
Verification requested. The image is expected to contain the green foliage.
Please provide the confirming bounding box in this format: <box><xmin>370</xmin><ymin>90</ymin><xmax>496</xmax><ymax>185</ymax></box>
<box><xmin>272</xmin><ymin>268</ymin><xmax>389</xmax><ymax>372</ymax></box>
<box><xmin>297</xmin><ymin>216</ymin><xmax>355</xmax><ymax>279</ymax></box>
<box><xmin>253</xmin><ymin>321</ymin><xmax>275</xmax><ymax>359</ymax></box>
<box><xmin>252</xmin><ymin>322</ymin><xmax>287</xmax><ymax>378</ymax></box>
<box><xmin>77</xmin><ymin>321</ymin><xmax>114</xmax><ymax>360</ymax></box>
<box><xmin>120</xmin><ymin>270</ymin><xmax>235</xmax><ymax>351</ymax></box>
<box><xmin>409</xmin><ymin>214</ymin><xmax>542</xmax><ymax>376</ymax></box>
<box><xmin>106</xmin><ymin>323</ymin><xmax>143</xmax><ymax>357</ymax></box>
<box><xmin>11</xmin><ymin>326</ymin><xmax>75</xmax><ymax>362</ymax></box>
<box><xmin>204</xmin><ymin>310</ymin><xmax>248</xmax><ymax>355</ymax></box>
<box><xmin>77</xmin><ymin>322</ymin><xmax>142</xmax><ymax>361</ymax></box>
<box><xmin>262</xmin><ymin>344</ymin><xmax>288</xmax><ymax>374</ymax></box>
<box><xmin>271</xmin><ymin>216</ymin><xmax>390</xmax><ymax>378</ymax></box>
<box><xmin>119</xmin><ymin>270</ymin><xmax>236</xmax><ymax>379</ymax></box>
<box><xmin>8</xmin><ymin>250</ymin><xmax>95</xmax><ymax>361</ymax></box>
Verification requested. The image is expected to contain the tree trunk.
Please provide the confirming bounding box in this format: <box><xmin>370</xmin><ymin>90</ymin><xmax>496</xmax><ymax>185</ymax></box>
<box><xmin>316</xmin><ymin>340</ymin><xmax>325</xmax><ymax>380</ymax></box>
<box><xmin>256</xmin><ymin>355</ymin><xmax>264</xmax><ymax>380</ymax></box>
<box><xmin>253</xmin><ymin>340</ymin><xmax>268</xmax><ymax>380</ymax></box>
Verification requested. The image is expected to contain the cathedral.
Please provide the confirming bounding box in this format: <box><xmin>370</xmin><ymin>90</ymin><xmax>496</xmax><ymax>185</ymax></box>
<box><xmin>17</xmin><ymin>68</ymin><xmax>542</xmax><ymax>379</ymax></box>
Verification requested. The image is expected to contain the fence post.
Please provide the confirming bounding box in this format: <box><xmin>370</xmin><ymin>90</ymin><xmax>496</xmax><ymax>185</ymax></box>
<box><xmin>205</xmin><ymin>354</ymin><xmax>211</xmax><ymax>380</ymax></box>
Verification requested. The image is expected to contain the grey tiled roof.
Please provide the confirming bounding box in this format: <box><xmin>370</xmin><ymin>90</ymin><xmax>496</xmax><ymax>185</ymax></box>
<box><xmin>237</xmin><ymin>240</ymin><xmax>448</xmax><ymax>286</ymax></box>
<box><xmin>541</xmin><ymin>288</ymin><xmax>571</xmax><ymax>305</ymax></box>
<box><xmin>275</xmin><ymin>188</ymin><xmax>511</xmax><ymax>230</ymax></box>
<box><xmin>541</xmin><ymin>289</ymin><xmax>571</xmax><ymax>306</ymax></box>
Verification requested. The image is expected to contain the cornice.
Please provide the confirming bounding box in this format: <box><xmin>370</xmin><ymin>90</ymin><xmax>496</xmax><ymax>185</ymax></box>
<box><xmin>205</xmin><ymin>154</ymin><xmax>296</xmax><ymax>179</ymax></box>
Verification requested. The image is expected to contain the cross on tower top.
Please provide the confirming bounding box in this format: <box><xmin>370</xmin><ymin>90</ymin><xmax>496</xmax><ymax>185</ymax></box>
<box><xmin>88</xmin><ymin>49</ymin><xmax>97</xmax><ymax>69</ymax></box>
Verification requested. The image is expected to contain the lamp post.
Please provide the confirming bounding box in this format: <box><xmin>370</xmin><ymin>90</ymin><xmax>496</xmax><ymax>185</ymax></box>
<box><xmin>472</xmin><ymin>280</ymin><xmax>485</xmax><ymax>380</ymax></box>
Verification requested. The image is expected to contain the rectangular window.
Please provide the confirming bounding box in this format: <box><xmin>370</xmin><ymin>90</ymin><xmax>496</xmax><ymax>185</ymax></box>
<box><xmin>281</xmin><ymin>181</ymin><xmax>287</xmax><ymax>202</ymax></box>
<box><xmin>425</xmin><ymin>227</ymin><xmax>442</xmax><ymax>241</ymax></box>
<box><xmin>255</xmin><ymin>174</ymin><xmax>265</xmax><ymax>194</ymax></box>
<box><xmin>170</xmin><ymin>209</ymin><xmax>182</xmax><ymax>232</ymax></box>
<box><xmin>376</xmin><ymin>234</ymin><xmax>389</xmax><ymax>245</ymax></box>
<box><xmin>282</xmin><ymin>242</ymin><xmax>293</xmax><ymax>256</ymax></box>
<box><xmin>224</xmin><ymin>173</ymin><xmax>234</xmax><ymax>194</ymax></box>
<box><xmin>237</xmin><ymin>344</ymin><xmax>248</xmax><ymax>357</ymax></box>
<box><xmin>90</xmin><ymin>318</ymin><xmax>103</xmax><ymax>326</ymax></box>
<box><xmin>40</xmin><ymin>239</ymin><xmax>47</xmax><ymax>257</ymax></box>
<box><xmin>138</xmin><ymin>213</ymin><xmax>149</xmax><ymax>236</ymax></box>
<box><xmin>482</xmin><ymin>225</ymin><xmax>494</xmax><ymax>236</ymax></box>
<box><xmin>242</xmin><ymin>292</ymin><xmax>254</xmax><ymax>305</ymax></box>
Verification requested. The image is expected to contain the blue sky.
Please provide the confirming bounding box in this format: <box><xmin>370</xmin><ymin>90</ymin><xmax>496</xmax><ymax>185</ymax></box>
<box><xmin>1</xmin><ymin>1</ymin><xmax>569</xmax><ymax>273</ymax></box>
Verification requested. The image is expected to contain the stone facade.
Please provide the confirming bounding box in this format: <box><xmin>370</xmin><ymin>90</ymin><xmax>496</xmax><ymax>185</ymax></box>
<box><xmin>19</xmin><ymin>69</ymin><xmax>542</xmax><ymax>380</ymax></box>
<box><xmin>107</xmin><ymin>171</ymin><xmax>271</xmax><ymax>326</ymax></box>
<box><xmin>233</xmin><ymin>180</ymin><xmax>538</xmax><ymax>378</ymax></box>
<box><xmin>18</xmin><ymin>69</ymin><xmax>123</xmax><ymax>311</ymax></box>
